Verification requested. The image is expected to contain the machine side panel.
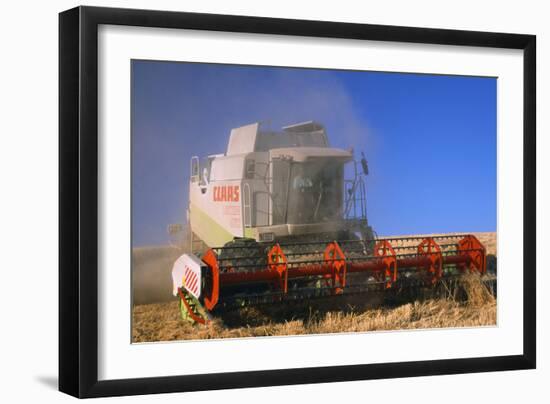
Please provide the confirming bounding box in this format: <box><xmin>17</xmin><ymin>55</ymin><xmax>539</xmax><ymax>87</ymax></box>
<box><xmin>189</xmin><ymin>155</ymin><xmax>245</xmax><ymax>247</ymax></box>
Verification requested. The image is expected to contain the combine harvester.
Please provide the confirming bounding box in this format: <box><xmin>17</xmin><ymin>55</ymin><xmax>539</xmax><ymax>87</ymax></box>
<box><xmin>171</xmin><ymin>122</ymin><xmax>490</xmax><ymax>324</ymax></box>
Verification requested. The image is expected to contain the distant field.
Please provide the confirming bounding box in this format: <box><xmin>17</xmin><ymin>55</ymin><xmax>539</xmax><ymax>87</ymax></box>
<box><xmin>132</xmin><ymin>232</ymin><xmax>496</xmax><ymax>343</ymax></box>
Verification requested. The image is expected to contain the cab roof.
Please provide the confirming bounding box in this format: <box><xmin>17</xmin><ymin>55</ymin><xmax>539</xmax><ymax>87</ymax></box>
<box><xmin>269</xmin><ymin>147</ymin><xmax>352</xmax><ymax>162</ymax></box>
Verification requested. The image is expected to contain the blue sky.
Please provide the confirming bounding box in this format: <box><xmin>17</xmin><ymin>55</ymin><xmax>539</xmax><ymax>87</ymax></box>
<box><xmin>132</xmin><ymin>60</ymin><xmax>496</xmax><ymax>247</ymax></box>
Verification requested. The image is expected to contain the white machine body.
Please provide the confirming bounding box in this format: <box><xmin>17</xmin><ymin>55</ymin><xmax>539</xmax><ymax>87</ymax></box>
<box><xmin>187</xmin><ymin>121</ymin><xmax>363</xmax><ymax>250</ymax></box>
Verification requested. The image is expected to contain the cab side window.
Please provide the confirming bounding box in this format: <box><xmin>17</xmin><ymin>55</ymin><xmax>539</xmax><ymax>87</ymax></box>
<box><xmin>245</xmin><ymin>159</ymin><xmax>255</xmax><ymax>179</ymax></box>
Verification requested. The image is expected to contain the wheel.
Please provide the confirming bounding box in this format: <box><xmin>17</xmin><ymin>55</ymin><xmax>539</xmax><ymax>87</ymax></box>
<box><xmin>218</xmin><ymin>238</ymin><xmax>267</xmax><ymax>273</ymax></box>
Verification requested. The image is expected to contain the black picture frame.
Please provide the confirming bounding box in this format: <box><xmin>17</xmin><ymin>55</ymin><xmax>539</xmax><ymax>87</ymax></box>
<box><xmin>59</xmin><ymin>5</ymin><xmax>536</xmax><ymax>398</ymax></box>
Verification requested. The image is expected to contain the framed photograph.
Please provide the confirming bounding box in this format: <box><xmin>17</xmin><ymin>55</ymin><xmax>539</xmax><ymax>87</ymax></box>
<box><xmin>59</xmin><ymin>6</ymin><xmax>536</xmax><ymax>398</ymax></box>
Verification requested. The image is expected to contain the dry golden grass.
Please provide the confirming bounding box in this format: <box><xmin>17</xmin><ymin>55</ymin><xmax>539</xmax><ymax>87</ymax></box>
<box><xmin>132</xmin><ymin>275</ymin><xmax>496</xmax><ymax>343</ymax></box>
<box><xmin>132</xmin><ymin>232</ymin><xmax>496</xmax><ymax>343</ymax></box>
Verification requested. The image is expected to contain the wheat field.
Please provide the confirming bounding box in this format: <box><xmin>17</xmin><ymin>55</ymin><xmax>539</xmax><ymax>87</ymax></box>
<box><xmin>132</xmin><ymin>232</ymin><xmax>496</xmax><ymax>343</ymax></box>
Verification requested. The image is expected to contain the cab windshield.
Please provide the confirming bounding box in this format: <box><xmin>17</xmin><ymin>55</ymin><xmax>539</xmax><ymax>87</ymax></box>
<box><xmin>286</xmin><ymin>161</ymin><xmax>344</xmax><ymax>224</ymax></box>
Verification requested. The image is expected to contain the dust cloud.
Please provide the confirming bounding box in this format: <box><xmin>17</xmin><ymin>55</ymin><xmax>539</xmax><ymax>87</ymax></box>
<box><xmin>132</xmin><ymin>67</ymin><xmax>375</xmax><ymax>305</ymax></box>
<box><xmin>132</xmin><ymin>245</ymin><xmax>184</xmax><ymax>305</ymax></box>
